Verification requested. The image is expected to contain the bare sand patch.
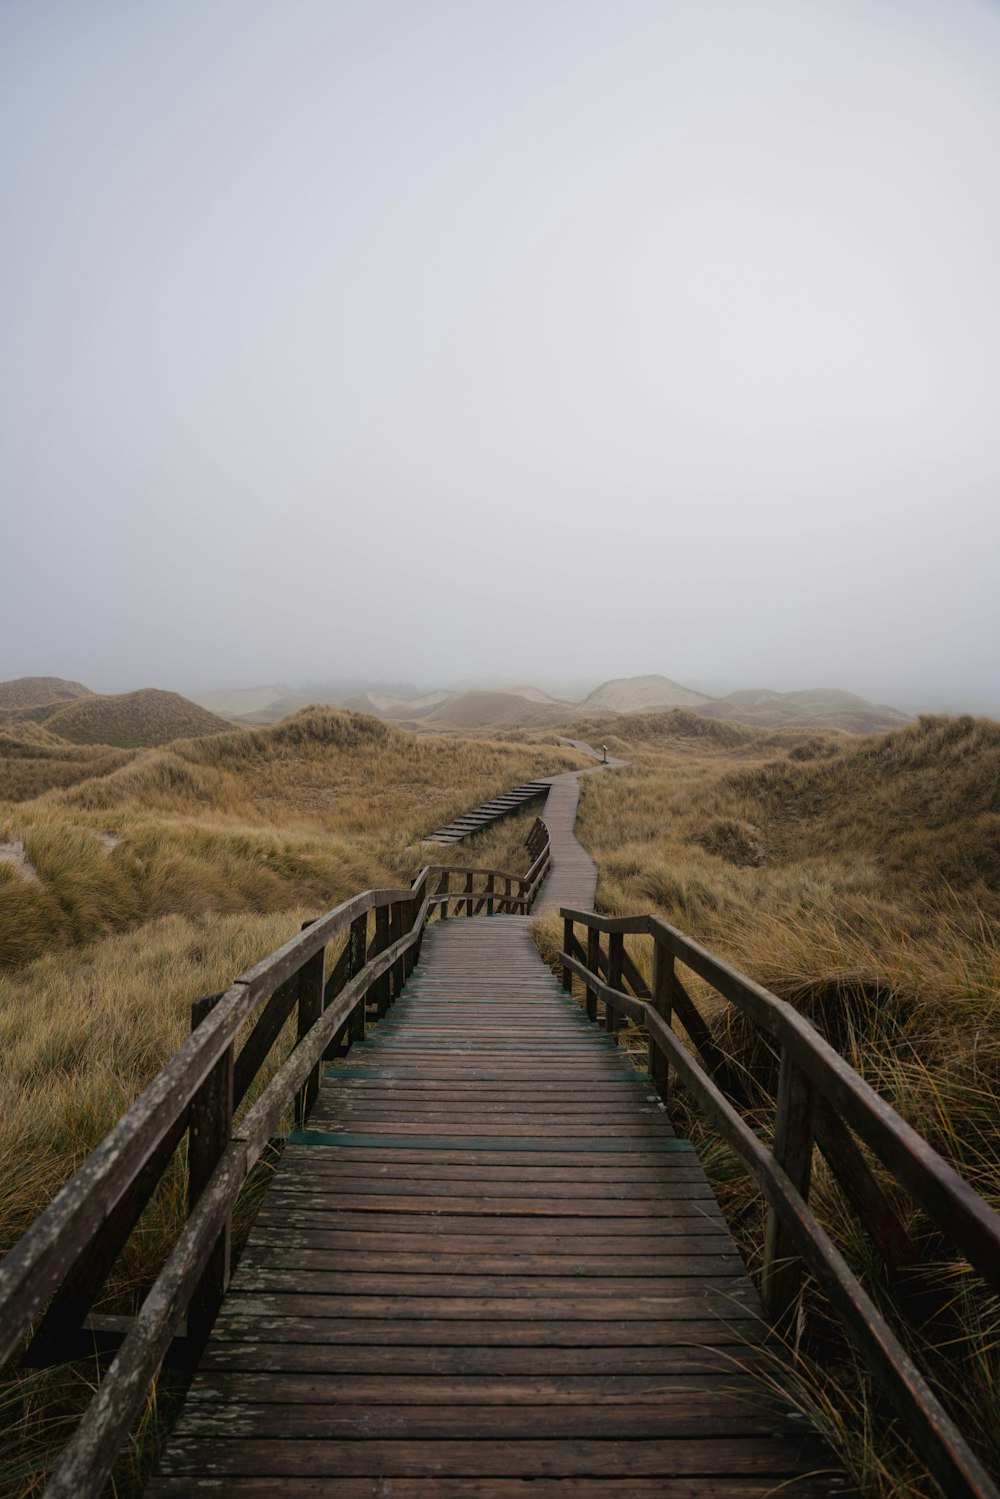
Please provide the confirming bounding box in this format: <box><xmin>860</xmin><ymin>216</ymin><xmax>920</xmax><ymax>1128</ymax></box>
<box><xmin>0</xmin><ymin>840</ymin><xmax>41</xmax><ymax>884</ymax></box>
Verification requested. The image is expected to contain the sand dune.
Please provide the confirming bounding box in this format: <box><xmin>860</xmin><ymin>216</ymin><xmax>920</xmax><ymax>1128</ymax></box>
<box><xmin>0</xmin><ymin>675</ymin><xmax>94</xmax><ymax>710</ymax></box>
<box><xmin>578</xmin><ymin>674</ymin><xmax>711</xmax><ymax>714</ymax></box>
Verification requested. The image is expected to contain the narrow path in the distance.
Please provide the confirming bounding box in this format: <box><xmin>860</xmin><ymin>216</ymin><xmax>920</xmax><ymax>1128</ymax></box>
<box><xmin>535</xmin><ymin>749</ymin><xmax>626</xmax><ymax>917</ymax></box>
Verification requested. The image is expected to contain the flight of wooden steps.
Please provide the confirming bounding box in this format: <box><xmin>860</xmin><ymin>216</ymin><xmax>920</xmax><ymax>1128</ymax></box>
<box><xmin>423</xmin><ymin>780</ymin><xmax>552</xmax><ymax>844</ymax></box>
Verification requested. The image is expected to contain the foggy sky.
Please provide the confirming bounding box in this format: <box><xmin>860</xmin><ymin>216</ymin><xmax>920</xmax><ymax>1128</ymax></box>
<box><xmin>2</xmin><ymin>0</ymin><xmax>999</xmax><ymax>715</ymax></box>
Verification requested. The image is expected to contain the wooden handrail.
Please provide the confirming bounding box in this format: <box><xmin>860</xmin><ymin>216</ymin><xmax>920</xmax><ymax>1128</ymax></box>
<box><xmin>559</xmin><ymin>906</ymin><xmax>1000</xmax><ymax>1499</ymax></box>
<box><xmin>429</xmin><ymin>819</ymin><xmax>551</xmax><ymax>919</ymax></box>
<box><xmin>0</xmin><ymin>820</ymin><xmax>549</xmax><ymax>1498</ymax></box>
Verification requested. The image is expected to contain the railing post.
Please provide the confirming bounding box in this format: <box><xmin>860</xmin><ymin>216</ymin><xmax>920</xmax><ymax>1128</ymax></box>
<box><xmin>504</xmin><ymin>876</ymin><xmax>512</xmax><ymax>913</ymax></box>
<box><xmin>407</xmin><ymin>890</ymin><xmax>422</xmax><ymax>972</ymax></box>
<box><xmin>295</xmin><ymin>937</ymin><xmax>326</xmax><ymax>1129</ymax></box>
<box><xmin>607</xmin><ymin>931</ymin><xmax>624</xmax><ymax>1040</ymax></box>
<box><xmin>439</xmin><ymin>871</ymin><xmax>450</xmax><ymax>920</ymax></box>
<box><xmin>348</xmin><ymin>913</ymin><xmax>368</xmax><ymax>1045</ymax></box>
<box><xmin>372</xmin><ymin>904</ymin><xmax>391</xmax><ymax>1017</ymax></box>
<box><xmin>586</xmin><ymin>926</ymin><xmax>600</xmax><ymax>1022</ymax></box>
<box><xmin>389</xmin><ymin>899</ymin><xmax>405</xmax><ymax>998</ymax></box>
<box><xmin>465</xmin><ymin>870</ymin><xmax>474</xmax><ymax>916</ymax></box>
<box><xmin>485</xmin><ymin>873</ymin><xmax>495</xmax><ymax>917</ymax></box>
<box><xmin>649</xmin><ymin>940</ymin><xmax>674</xmax><ymax>1103</ymax></box>
<box><xmin>762</xmin><ymin>1046</ymin><xmax>818</xmax><ymax>1329</ymax></box>
<box><xmin>562</xmin><ymin>917</ymin><xmax>574</xmax><ymax>993</ymax></box>
<box><xmin>187</xmin><ymin>993</ymin><xmax>234</xmax><ymax>1351</ymax></box>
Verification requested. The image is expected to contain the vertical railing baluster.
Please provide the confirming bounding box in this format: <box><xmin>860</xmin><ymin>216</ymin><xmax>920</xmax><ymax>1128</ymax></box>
<box><xmin>650</xmin><ymin>939</ymin><xmax>674</xmax><ymax>1103</ymax></box>
<box><xmin>187</xmin><ymin>993</ymin><xmax>234</xmax><ymax>1351</ymax></box>
<box><xmin>607</xmin><ymin>931</ymin><xmax>624</xmax><ymax>1041</ymax></box>
<box><xmin>373</xmin><ymin>904</ymin><xmax>390</xmax><ymax>1017</ymax></box>
<box><xmin>295</xmin><ymin>940</ymin><xmax>326</xmax><ymax>1128</ymax></box>
<box><xmin>389</xmin><ymin>900</ymin><xmax>405</xmax><ymax>999</ymax></box>
<box><xmin>562</xmin><ymin>917</ymin><xmax>574</xmax><ymax>993</ymax></box>
<box><xmin>408</xmin><ymin>888</ymin><xmax>422</xmax><ymax>972</ymax></box>
<box><xmin>348</xmin><ymin>913</ymin><xmax>368</xmax><ymax>1046</ymax></box>
<box><xmin>586</xmin><ymin>926</ymin><xmax>600</xmax><ymax>1022</ymax></box>
<box><xmin>762</xmin><ymin>1047</ymin><xmax>818</xmax><ymax>1328</ymax></box>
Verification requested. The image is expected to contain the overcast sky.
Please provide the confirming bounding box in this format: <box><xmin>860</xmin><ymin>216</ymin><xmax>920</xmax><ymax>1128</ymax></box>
<box><xmin>2</xmin><ymin>0</ymin><xmax>999</xmax><ymax>712</ymax></box>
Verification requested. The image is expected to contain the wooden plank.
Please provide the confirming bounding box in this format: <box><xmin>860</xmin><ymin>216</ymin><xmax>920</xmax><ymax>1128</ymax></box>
<box><xmin>215</xmin><ymin>1289</ymin><xmax>759</xmax><ymax>1321</ymax></box>
<box><xmin>234</xmin><ymin>1249</ymin><xmax>746</xmax><ymax>1277</ymax></box>
<box><xmin>147</xmin><ymin>1435</ymin><xmax>825</xmax><ymax>1478</ymax></box>
<box><xmin>262</xmin><ymin>1177</ymin><xmax>718</xmax><ymax>1201</ymax></box>
<box><xmin>197</xmin><ymin>1342</ymin><xmax>767</xmax><ymax>1376</ymax></box>
<box><xmin>246</xmin><ymin>1229</ymin><xmax>739</xmax><ymax>1257</ymax></box>
<box><xmin>150</xmin><ymin>1477</ymin><xmax>837</xmax><ymax>1499</ymax></box>
<box><xmin>205</xmin><ymin>1320</ymin><xmax>765</xmax><ymax>1350</ymax></box>
<box><xmin>257</xmin><ymin>1192</ymin><xmax>720</xmax><ymax>1218</ymax></box>
<box><xmin>161</xmin><ymin>1400</ymin><xmax>805</xmax><ymax>1439</ymax></box>
<box><xmin>170</xmin><ymin>1369</ymin><xmax>776</xmax><ymax>1404</ymax></box>
<box><xmin>232</xmin><ymin>1270</ymin><xmax>753</xmax><ymax>1296</ymax></box>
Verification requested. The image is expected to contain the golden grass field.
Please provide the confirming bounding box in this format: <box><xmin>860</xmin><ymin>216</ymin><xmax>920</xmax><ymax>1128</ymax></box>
<box><xmin>533</xmin><ymin>709</ymin><xmax>1000</xmax><ymax>1498</ymax></box>
<box><xmin>0</xmin><ymin>707</ymin><xmax>585</xmax><ymax>1496</ymax></box>
<box><xmin>2</xmin><ymin>699</ymin><xmax>999</xmax><ymax>1497</ymax></box>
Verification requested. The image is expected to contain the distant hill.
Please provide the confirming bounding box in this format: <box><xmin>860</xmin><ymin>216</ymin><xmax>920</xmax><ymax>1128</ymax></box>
<box><xmin>20</xmin><ymin>689</ymin><xmax>232</xmax><ymax>747</ymax></box>
<box><xmin>231</xmin><ymin>691</ymin><xmax>345</xmax><ymax>725</ymax></box>
<box><xmin>367</xmin><ymin>689</ymin><xmax>455</xmax><ymax>717</ymax></box>
<box><xmin>422</xmin><ymin>690</ymin><xmax>567</xmax><ymax>732</ymax></box>
<box><xmin>502</xmin><ymin>684</ymin><xmax>569</xmax><ymax>706</ymax></box>
<box><xmin>176</xmin><ymin>674</ymin><xmax>913</xmax><ymax>738</ymax></box>
<box><xmin>0</xmin><ymin>675</ymin><xmax>93</xmax><ymax>710</ymax></box>
<box><xmin>188</xmin><ymin>685</ymin><xmax>285</xmax><ymax>719</ymax></box>
<box><xmin>694</xmin><ymin>688</ymin><xmax>911</xmax><ymax>735</ymax></box>
<box><xmin>578</xmin><ymin>674</ymin><xmax>711</xmax><ymax>714</ymax></box>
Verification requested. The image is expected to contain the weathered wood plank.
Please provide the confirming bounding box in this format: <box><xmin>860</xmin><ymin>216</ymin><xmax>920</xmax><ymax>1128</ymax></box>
<box><xmin>150</xmin><ymin>1434</ymin><xmax>826</xmax><ymax>1478</ymax></box>
<box><xmin>160</xmin><ymin>1400</ymin><xmax>806</xmax><ymax>1439</ymax></box>
<box><xmin>149</xmin><ymin>1477</ymin><xmax>837</xmax><ymax>1499</ymax></box>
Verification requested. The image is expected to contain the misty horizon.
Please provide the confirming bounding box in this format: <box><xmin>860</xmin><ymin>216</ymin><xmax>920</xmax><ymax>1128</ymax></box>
<box><xmin>3</xmin><ymin>1</ymin><xmax>999</xmax><ymax>720</ymax></box>
<box><xmin>11</xmin><ymin>664</ymin><xmax>995</xmax><ymax>722</ymax></box>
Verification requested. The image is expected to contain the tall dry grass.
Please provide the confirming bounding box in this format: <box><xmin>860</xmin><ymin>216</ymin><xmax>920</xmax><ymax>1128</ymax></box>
<box><xmin>0</xmin><ymin>708</ymin><xmax>583</xmax><ymax>1496</ymax></box>
<box><xmin>534</xmin><ymin>712</ymin><xmax>1000</xmax><ymax>1496</ymax></box>
<box><xmin>0</xmin><ymin>707</ymin><xmax>585</xmax><ymax>969</ymax></box>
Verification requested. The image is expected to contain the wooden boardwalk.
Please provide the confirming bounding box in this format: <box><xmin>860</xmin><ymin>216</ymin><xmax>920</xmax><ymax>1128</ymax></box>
<box><xmin>152</xmin><ymin>906</ymin><xmax>839</xmax><ymax>1493</ymax></box>
<box><xmin>423</xmin><ymin>781</ymin><xmax>551</xmax><ymax>845</ymax></box>
<box><xmin>534</xmin><ymin>771</ymin><xmax>603</xmax><ymax>915</ymax></box>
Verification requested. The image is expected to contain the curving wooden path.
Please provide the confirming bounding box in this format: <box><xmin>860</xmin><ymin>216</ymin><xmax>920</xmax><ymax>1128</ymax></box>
<box><xmin>150</xmin><ymin>772</ymin><xmax>841</xmax><ymax>1497</ymax></box>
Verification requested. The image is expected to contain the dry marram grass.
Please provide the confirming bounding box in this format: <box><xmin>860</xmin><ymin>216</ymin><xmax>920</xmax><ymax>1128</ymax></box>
<box><xmin>534</xmin><ymin>711</ymin><xmax>1000</xmax><ymax>1498</ymax></box>
<box><xmin>0</xmin><ymin>707</ymin><xmax>585</xmax><ymax>1495</ymax></box>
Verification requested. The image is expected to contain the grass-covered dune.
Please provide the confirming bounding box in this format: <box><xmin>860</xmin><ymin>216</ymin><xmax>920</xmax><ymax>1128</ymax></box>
<box><xmin>4</xmin><ymin>703</ymin><xmax>998</xmax><ymax>1496</ymax></box>
<box><xmin>0</xmin><ymin>706</ymin><xmax>586</xmax><ymax>1223</ymax></box>
<box><xmin>534</xmin><ymin>712</ymin><xmax>1000</xmax><ymax>1497</ymax></box>
<box><xmin>0</xmin><ymin>705</ymin><xmax>587</xmax><ymax>973</ymax></box>
<box><xmin>0</xmin><ymin>687</ymin><xmax>232</xmax><ymax>748</ymax></box>
<box><xmin>0</xmin><ymin>705</ymin><xmax>586</xmax><ymax>1493</ymax></box>
<box><xmin>0</xmin><ymin>677</ymin><xmax>92</xmax><ymax>711</ymax></box>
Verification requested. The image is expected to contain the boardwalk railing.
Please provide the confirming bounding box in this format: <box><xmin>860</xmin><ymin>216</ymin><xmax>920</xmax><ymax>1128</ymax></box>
<box><xmin>0</xmin><ymin>820</ymin><xmax>549</xmax><ymax>1499</ymax></box>
<box><xmin>559</xmin><ymin>906</ymin><xmax>1000</xmax><ymax>1499</ymax></box>
<box><xmin>431</xmin><ymin>815</ymin><xmax>551</xmax><ymax>916</ymax></box>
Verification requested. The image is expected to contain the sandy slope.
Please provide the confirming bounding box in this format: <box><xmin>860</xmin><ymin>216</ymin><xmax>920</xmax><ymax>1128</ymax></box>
<box><xmin>579</xmin><ymin>674</ymin><xmax>712</xmax><ymax>713</ymax></box>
